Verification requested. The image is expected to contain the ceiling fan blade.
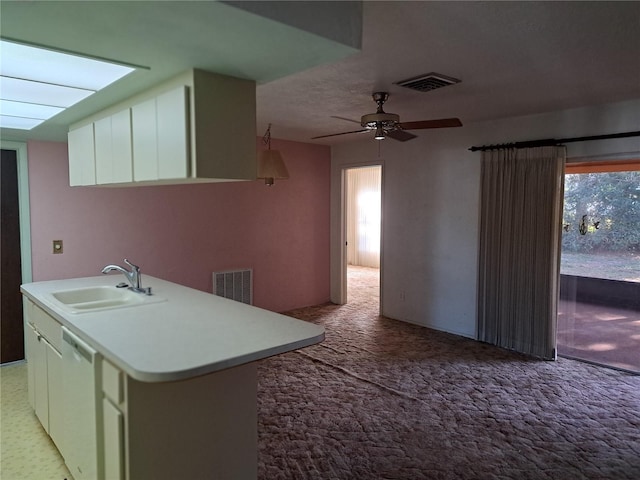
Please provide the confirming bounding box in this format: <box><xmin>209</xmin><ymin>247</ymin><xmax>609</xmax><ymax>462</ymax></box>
<box><xmin>331</xmin><ymin>115</ymin><xmax>361</xmax><ymax>124</ymax></box>
<box><xmin>311</xmin><ymin>129</ymin><xmax>369</xmax><ymax>140</ymax></box>
<box><xmin>386</xmin><ymin>129</ymin><xmax>417</xmax><ymax>142</ymax></box>
<box><xmin>400</xmin><ymin>118</ymin><xmax>463</xmax><ymax>130</ymax></box>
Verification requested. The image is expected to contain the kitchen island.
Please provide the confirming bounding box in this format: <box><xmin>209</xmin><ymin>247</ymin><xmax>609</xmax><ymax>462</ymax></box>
<box><xmin>21</xmin><ymin>275</ymin><xmax>325</xmax><ymax>480</ymax></box>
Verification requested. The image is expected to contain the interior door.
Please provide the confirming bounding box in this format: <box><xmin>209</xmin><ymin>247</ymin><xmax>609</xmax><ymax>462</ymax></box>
<box><xmin>1</xmin><ymin>149</ymin><xmax>24</xmax><ymax>363</ymax></box>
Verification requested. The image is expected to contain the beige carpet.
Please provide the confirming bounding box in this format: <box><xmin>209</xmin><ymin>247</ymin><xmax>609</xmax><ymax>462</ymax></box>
<box><xmin>257</xmin><ymin>266</ymin><xmax>640</xmax><ymax>479</ymax></box>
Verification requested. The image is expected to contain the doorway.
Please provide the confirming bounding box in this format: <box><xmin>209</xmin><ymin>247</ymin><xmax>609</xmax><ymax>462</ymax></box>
<box><xmin>1</xmin><ymin>142</ymin><xmax>31</xmax><ymax>364</ymax></box>
<box><xmin>344</xmin><ymin>165</ymin><xmax>381</xmax><ymax>309</ymax></box>
<box><xmin>557</xmin><ymin>160</ymin><xmax>640</xmax><ymax>372</ymax></box>
<box><xmin>1</xmin><ymin>149</ymin><xmax>24</xmax><ymax>363</ymax></box>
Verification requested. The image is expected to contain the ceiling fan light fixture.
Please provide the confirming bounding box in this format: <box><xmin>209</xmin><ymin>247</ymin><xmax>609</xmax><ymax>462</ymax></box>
<box><xmin>374</xmin><ymin>126</ymin><xmax>385</xmax><ymax>140</ymax></box>
<box><xmin>312</xmin><ymin>91</ymin><xmax>462</xmax><ymax>143</ymax></box>
<box><xmin>360</xmin><ymin>112</ymin><xmax>399</xmax><ymax>130</ymax></box>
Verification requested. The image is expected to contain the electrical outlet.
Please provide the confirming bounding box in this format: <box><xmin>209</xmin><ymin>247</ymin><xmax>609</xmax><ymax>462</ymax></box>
<box><xmin>53</xmin><ymin>240</ymin><xmax>63</xmax><ymax>254</ymax></box>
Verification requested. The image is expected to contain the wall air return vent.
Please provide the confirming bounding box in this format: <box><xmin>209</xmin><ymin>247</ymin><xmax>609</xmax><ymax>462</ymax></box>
<box><xmin>395</xmin><ymin>72</ymin><xmax>460</xmax><ymax>92</ymax></box>
<box><xmin>213</xmin><ymin>269</ymin><xmax>253</xmax><ymax>305</ymax></box>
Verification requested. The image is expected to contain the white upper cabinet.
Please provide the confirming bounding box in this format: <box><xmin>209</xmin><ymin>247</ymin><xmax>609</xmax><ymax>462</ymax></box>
<box><xmin>68</xmin><ymin>123</ymin><xmax>96</xmax><ymax>186</ymax></box>
<box><xmin>95</xmin><ymin>109</ymin><xmax>133</xmax><ymax>185</ymax></box>
<box><xmin>68</xmin><ymin>69</ymin><xmax>256</xmax><ymax>187</ymax></box>
<box><xmin>131</xmin><ymin>98</ymin><xmax>159</xmax><ymax>182</ymax></box>
<box><xmin>94</xmin><ymin>116</ymin><xmax>113</xmax><ymax>183</ymax></box>
<box><xmin>132</xmin><ymin>87</ymin><xmax>188</xmax><ymax>182</ymax></box>
<box><xmin>156</xmin><ymin>86</ymin><xmax>189</xmax><ymax>180</ymax></box>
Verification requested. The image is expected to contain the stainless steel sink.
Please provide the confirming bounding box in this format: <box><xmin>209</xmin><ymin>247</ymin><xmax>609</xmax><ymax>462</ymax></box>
<box><xmin>50</xmin><ymin>286</ymin><xmax>165</xmax><ymax>313</ymax></box>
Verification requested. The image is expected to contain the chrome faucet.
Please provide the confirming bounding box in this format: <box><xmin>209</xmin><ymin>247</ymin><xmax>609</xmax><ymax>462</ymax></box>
<box><xmin>101</xmin><ymin>259</ymin><xmax>151</xmax><ymax>294</ymax></box>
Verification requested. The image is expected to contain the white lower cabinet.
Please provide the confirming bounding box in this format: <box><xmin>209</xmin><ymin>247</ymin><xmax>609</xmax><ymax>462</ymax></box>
<box><xmin>25</xmin><ymin>321</ymin><xmax>36</xmax><ymax>410</ymax></box>
<box><xmin>102</xmin><ymin>358</ymin><xmax>125</xmax><ymax>480</ymax></box>
<box><xmin>46</xmin><ymin>341</ymin><xmax>64</xmax><ymax>448</ymax></box>
<box><xmin>24</xmin><ymin>302</ymin><xmax>64</xmax><ymax>452</ymax></box>
<box><xmin>103</xmin><ymin>399</ymin><xmax>124</xmax><ymax>480</ymax></box>
<box><xmin>26</xmin><ymin>323</ymin><xmax>49</xmax><ymax>429</ymax></box>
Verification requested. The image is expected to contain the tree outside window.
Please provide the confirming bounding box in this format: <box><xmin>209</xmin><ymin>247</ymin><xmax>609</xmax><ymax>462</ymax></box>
<box><xmin>561</xmin><ymin>171</ymin><xmax>640</xmax><ymax>282</ymax></box>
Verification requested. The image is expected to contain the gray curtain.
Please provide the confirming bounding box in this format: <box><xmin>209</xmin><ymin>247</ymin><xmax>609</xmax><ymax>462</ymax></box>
<box><xmin>347</xmin><ymin>166</ymin><xmax>381</xmax><ymax>268</ymax></box>
<box><xmin>477</xmin><ymin>146</ymin><xmax>566</xmax><ymax>359</ymax></box>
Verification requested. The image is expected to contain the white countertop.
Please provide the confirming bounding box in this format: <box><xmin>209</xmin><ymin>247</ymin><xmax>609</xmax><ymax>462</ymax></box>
<box><xmin>21</xmin><ymin>275</ymin><xmax>324</xmax><ymax>382</ymax></box>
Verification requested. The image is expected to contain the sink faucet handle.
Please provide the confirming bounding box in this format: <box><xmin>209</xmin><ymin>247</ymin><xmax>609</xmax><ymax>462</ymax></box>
<box><xmin>124</xmin><ymin>259</ymin><xmax>140</xmax><ymax>272</ymax></box>
<box><xmin>123</xmin><ymin>259</ymin><xmax>142</xmax><ymax>290</ymax></box>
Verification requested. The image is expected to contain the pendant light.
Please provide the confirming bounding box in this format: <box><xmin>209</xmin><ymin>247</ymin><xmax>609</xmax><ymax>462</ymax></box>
<box><xmin>257</xmin><ymin>123</ymin><xmax>289</xmax><ymax>186</ymax></box>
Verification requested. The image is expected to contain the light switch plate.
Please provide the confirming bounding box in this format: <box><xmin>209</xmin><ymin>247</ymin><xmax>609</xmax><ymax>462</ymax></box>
<box><xmin>53</xmin><ymin>240</ymin><xmax>63</xmax><ymax>254</ymax></box>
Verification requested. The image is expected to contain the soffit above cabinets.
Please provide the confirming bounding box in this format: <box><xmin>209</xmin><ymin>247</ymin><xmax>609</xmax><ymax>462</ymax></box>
<box><xmin>0</xmin><ymin>1</ymin><xmax>362</xmax><ymax>143</ymax></box>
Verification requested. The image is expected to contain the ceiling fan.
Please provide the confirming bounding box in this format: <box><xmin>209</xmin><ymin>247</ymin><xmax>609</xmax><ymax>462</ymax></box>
<box><xmin>312</xmin><ymin>92</ymin><xmax>462</xmax><ymax>142</ymax></box>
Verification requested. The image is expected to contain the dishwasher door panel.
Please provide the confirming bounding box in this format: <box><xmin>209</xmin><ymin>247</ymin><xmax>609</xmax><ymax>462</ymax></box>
<box><xmin>62</xmin><ymin>327</ymin><xmax>100</xmax><ymax>480</ymax></box>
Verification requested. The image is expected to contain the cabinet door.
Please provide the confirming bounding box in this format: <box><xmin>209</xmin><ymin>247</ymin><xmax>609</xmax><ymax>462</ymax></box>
<box><xmin>25</xmin><ymin>323</ymin><xmax>37</xmax><ymax>410</ymax></box>
<box><xmin>95</xmin><ymin>111</ymin><xmax>133</xmax><ymax>185</ymax></box>
<box><xmin>68</xmin><ymin>123</ymin><xmax>96</xmax><ymax>186</ymax></box>
<box><xmin>94</xmin><ymin>116</ymin><xmax>113</xmax><ymax>184</ymax></box>
<box><xmin>111</xmin><ymin>109</ymin><xmax>133</xmax><ymax>183</ymax></box>
<box><xmin>47</xmin><ymin>343</ymin><xmax>64</xmax><ymax>453</ymax></box>
<box><xmin>132</xmin><ymin>87</ymin><xmax>189</xmax><ymax>182</ymax></box>
<box><xmin>33</xmin><ymin>333</ymin><xmax>50</xmax><ymax>432</ymax></box>
<box><xmin>132</xmin><ymin>98</ymin><xmax>158</xmax><ymax>181</ymax></box>
<box><xmin>31</xmin><ymin>304</ymin><xmax>62</xmax><ymax>352</ymax></box>
<box><xmin>157</xmin><ymin>86</ymin><xmax>189</xmax><ymax>179</ymax></box>
<box><xmin>62</xmin><ymin>330</ymin><xmax>99</xmax><ymax>480</ymax></box>
<box><xmin>103</xmin><ymin>398</ymin><xmax>125</xmax><ymax>480</ymax></box>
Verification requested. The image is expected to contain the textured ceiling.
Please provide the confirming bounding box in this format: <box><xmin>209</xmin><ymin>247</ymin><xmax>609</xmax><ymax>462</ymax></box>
<box><xmin>260</xmin><ymin>1</ymin><xmax>640</xmax><ymax>144</ymax></box>
<box><xmin>2</xmin><ymin>1</ymin><xmax>639</xmax><ymax>146</ymax></box>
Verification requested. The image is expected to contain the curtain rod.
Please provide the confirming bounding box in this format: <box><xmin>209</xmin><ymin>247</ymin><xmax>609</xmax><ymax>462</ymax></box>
<box><xmin>468</xmin><ymin>130</ymin><xmax>640</xmax><ymax>152</ymax></box>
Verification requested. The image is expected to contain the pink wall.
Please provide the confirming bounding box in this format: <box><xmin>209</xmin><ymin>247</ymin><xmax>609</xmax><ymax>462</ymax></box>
<box><xmin>27</xmin><ymin>138</ymin><xmax>331</xmax><ymax>312</ymax></box>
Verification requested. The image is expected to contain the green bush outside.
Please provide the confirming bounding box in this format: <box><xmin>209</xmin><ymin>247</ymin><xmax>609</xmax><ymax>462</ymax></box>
<box><xmin>562</xmin><ymin>171</ymin><xmax>640</xmax><ymax>253</ymax></box>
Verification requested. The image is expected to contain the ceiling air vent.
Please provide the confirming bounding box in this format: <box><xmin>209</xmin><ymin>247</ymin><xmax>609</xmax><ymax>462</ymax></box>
<box><xmin>395</xmin><ymin>72</ymin><xmax>460</xmax><ymax>92</ymax></box>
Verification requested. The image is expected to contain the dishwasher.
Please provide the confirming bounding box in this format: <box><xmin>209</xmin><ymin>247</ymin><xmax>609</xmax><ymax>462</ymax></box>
<box><xmin>62</xmin><ymin>327</ymin><xmax>101</xmax><ymax>480</ymax></box>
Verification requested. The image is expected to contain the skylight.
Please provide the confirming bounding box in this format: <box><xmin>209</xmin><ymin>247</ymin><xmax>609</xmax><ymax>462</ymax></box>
<box><xmin>0</xmin><ymin>39</ymin><xmax>135</xmax><ymax>130</ymax></box>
